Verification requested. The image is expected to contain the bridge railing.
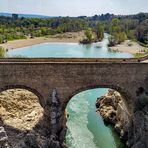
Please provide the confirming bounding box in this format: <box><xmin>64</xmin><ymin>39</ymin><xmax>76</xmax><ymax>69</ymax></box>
<box><xmin>0</xmin><ymin>54</ymin><xmax>147</xmax><ymax>63</ymax></box>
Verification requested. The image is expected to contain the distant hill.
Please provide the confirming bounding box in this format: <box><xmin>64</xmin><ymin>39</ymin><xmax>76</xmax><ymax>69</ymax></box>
<box><xmin>0</xmin><ymin>12</ymin><xmax>53</xmax><ymax>18</ymax></box>
<box><xmin>89</xmin><ymin>12</ymin><xmax>148</xmax><ymax>21</ymax></box>
<box><xmin>1</xmin><ymin>12</ymin><xmax>148</xmax><ymax>20</ymax></box>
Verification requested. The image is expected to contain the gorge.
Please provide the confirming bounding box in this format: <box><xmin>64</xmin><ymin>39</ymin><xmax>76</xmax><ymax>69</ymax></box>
<box><xmin>0</xmin><ymin>35</ymin><xmax>147</xmax><ymax>148</ymax></box>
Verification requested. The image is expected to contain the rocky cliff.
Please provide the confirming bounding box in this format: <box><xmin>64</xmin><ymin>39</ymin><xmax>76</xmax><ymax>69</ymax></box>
<box><xmin>96</xmin><ymin>89</ymin><xmax>148</xmax><ymax>148</ymax></box>
<box><xmin>0</xmin><ymin>89</ymin><xmax>67</xmax><ymax>148</ymax></box>
<box><xmin>96</xmin><ymin>89</ymin><xmax>130</xmax><ymax>139</ymax></box>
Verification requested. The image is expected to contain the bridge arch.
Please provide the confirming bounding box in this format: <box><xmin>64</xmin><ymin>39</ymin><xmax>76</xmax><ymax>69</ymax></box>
<box><xmin>0</xmin><ymin>85</ymin><xmax>45</xmax><ymax>147</ymax></box>
<box><xmin>64</xmin><ymin>86</ymin><xmax>133</xmax><ymax>148</ymax></box>
<box><xmin>0</xmin><ymin>85</ymin><xmax>44</xmax><ymax>107</ymax></box>
<box><xmin>63</xmin><ymin>84</ymin><xmax>133</xmax><ymax>113</ymax></box>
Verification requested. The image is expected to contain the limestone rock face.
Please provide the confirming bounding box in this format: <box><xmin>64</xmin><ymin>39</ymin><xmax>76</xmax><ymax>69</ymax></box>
<box><xmin>96</xmin><ymin>89</ymin><xmax>148</xmax><ymax>148</ymax></box>
<box><xmin>0</xmin><ymin>126</ymin><xmax>9</xmax><ymax>148</ymax></box>
<box><xmin>0</xmin><ymin>89</ymin><xmax>43</xmax><ymax>131</ymax></box>
<box><xmin>96</xmin><ymin>89</ymin><xmax>130</xmax><ymax>134</ymax></box>
<box><xmin>0</xmin><ymin>89</ymin><xmax>67</xmax><ymax>148</ymax></box>
<box><xmin>127</xmin><ymin>105</ymin><xmax>148</xmax><ymax>148</ymax></box>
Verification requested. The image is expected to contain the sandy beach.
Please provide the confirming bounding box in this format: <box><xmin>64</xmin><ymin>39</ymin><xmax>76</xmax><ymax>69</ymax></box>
<box><xmin>109</xmin><ymin>40</ymin><xmax>145</xmax><ymax>54</ymax></box>
<box><xmin>0</xmin><ymin>32</ymin><xmax>84</xmax><ymax>50</ymax></box>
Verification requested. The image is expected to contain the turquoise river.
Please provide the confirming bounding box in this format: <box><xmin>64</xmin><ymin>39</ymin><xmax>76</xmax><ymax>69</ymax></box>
<box><xmin>7</xmin><ymin>34</ymin><xmax>132</xmax><ymax>148</ymax></box>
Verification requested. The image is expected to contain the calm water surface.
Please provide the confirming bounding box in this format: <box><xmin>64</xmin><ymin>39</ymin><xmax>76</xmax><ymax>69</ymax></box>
<box><xmin>7</xmin><ymin>34</ymin><xmax>132</xmax><ymax>148</ymax></box>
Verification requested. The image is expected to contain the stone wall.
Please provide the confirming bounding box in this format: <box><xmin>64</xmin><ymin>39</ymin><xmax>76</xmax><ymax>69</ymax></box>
<box><xmin>0</xmin><ymin>61</ymin><xmax>147</xmax><ymax>111</ymax></box>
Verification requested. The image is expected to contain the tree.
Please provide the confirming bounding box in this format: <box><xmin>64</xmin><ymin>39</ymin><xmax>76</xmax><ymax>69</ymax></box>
<box><xmin>108</xmin><ymin>36</ymin><xmax>116</xmax><ymax>47</ymax></box>
<box><xmin>0</xmin><ymin>36</ymin><xmax>4</xmax><ymax>44</ymax></box>
<box><xmin>110</xmin><ymin>18</ymin><xmax>121</xmax><ymax>34</ymax></box>
<box><xmin>95</xmin><ymin>23</ymin><xmax>104</xmax><ymax>41</ymax></box>
<box><xmin>84</xmin><ymin>28</ymin><xmax>94</xmax><ymax>42</ymax></box>
<box><xmin>136</xmin><ymin>20</ymin><xmax>148</xmax><ymax>44</ymax></box>
<box><xmin>0</xmin><ymin>46</ymin><xmax>6</xmax><ymax>57</ymax></box>
<box><xmin>109</xmin><ymin>18</ymin><xmax>127</xmax><ymax>45</ymax></box>
<box><xmin>118</xmin><ymin>32</ymin><xmax>127</xmax><ymax>43</ymax></box>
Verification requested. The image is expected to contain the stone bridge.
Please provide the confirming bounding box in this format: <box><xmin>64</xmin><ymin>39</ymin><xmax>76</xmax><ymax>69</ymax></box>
<box><xmin>0</xmin><ymin>57</ymin><xmax>148</xmax><ymax>147</ymax></box>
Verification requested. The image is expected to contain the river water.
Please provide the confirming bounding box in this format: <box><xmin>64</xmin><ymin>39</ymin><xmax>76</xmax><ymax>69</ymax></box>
<box><xmin>7</xmin><ymin>34</ymin><xmax>132</xmax><ymax>148</ymax></box>
<box><xmin>7</xmin><ymin>34</ymin><xmax>131</xmax><ymax>58</ymax></box>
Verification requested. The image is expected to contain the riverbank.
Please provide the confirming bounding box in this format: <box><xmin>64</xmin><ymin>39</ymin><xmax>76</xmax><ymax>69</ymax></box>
<box><xmin>109</xmin><ymin>40</ymin><xmax>146</xmax><ymax>54</ymax></box>
<box><xmin>0</xmin><ymin>32</ymin><xmax>146</xmax><ymax>56</ymax></box>
<box><xmin>0</xmin><ymin>32</ymin><xmax>85</xmax><ymax>50</ymax></box>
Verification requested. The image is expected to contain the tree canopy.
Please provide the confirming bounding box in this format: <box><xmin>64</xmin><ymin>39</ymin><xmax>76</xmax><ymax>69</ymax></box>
<box><xmin>0</xmin><ymin>13</ymin><xmax>147</xmax><ymax>46</ymax></box>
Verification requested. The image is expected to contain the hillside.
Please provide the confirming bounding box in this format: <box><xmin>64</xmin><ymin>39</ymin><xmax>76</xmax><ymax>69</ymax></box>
<box><xmin>0</xmin><ymin>12</ymin><xmax>53</xmax><ymax>18</ymax></box>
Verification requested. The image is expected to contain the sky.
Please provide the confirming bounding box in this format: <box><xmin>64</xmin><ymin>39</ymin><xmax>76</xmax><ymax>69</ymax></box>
<box><xmin>0</xmin><ymin>0</ymin><xmax>147</xmax><ymax>16</ymax></box>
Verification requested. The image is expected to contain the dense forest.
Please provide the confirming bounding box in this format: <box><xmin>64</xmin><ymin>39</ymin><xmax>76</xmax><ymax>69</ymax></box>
<box><xmin>0</xmin><ymin>13</ymin><xmax>147</xmax><ymax>46</ymax></box>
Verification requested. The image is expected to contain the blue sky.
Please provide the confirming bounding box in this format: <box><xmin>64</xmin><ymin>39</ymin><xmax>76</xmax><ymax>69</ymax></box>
<box><xmin>0</xmin><ymin>0</ymin><xmax>147</xmax><ymax>16</ymax></box>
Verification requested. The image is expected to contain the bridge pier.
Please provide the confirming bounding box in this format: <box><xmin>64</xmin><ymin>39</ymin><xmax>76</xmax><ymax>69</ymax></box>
<box><xmin>41</xmin><ymin>89</ymin><xmax>67</xmax><ymax>148</ymax></box>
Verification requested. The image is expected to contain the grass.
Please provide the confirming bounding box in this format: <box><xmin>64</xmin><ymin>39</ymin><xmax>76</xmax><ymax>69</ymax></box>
<box><xmin>134</xmin><ymin>53</ymin><xmax>145</xmax><ymax>58</ymax></box>
<box><xmin>134</xmin><ymin>48</ymin><xmax>148</xmax><ymax>58</ymax></box>
<box><xmin>138</xmin><ymin>41</ymin><xmax>148</xmax><ymax>48</ymax></box>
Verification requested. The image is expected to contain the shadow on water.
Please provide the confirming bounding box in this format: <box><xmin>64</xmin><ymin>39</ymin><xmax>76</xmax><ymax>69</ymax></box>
<box><xmin>107</xmin><ymin>47</ymin><xmax>119</xmax><ymax>53</ymax></box>
<box><xmin>82</xmin><ymin>44</ymin><xmax>92</xmax><ymax>49</ymax></box>
<box><xmin>104</xmin><ymin>122</ymin><xmax>127</xmax><ymax>148</ymax></box>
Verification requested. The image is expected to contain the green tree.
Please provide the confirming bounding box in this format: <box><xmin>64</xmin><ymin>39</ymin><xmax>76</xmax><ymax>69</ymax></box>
<box><xmin>109</xmin><ymin>18</ymin><xmax>127</xmax><ymax>45</ymax></box>
<box><xmin>110</xmin><ymin>18</ymin><xmax>121</xmax><ymax>34</ymax></box>
<box><xmin>0</xmin><ymin>36</ymin><xmax>4</xmax><ymax>44</ymax></box>
<box><xmin>95</xmin><ymin>23</ymin><xmax>104</xmax><ymax>41</ymax></box>
<box><xmin>84</xmin><ymin>28</ymin><xmax>94</xmax><ymax>42</ymax></box>
<box><xmin>0</xmin><ymin>46</ymin><xmax>6</xmax><ymax>57</ymax></box>
<box><xmin>118</xmin><ymin>32</ymin><xmax>127</xmax><ymax>43</ymax></box>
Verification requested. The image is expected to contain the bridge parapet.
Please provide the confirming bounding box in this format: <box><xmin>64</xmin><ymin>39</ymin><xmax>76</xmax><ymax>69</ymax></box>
<box><xmin>0</xmin><ymin>54</ymin><xmax>147</xmax><ymax>63</ymax></box>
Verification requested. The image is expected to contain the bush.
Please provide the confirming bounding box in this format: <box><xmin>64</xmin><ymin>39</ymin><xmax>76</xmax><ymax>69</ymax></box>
<box><xmin>0</xmin><ymin>46</ymin><xmax>6</xmax><ymax>57</ymax></box>
<box><xmin>108</xmin><ymin>36</ymin><xmax>117</xmax><ymax>47</ymax></box>
<box><xmin>0</xmin><ymin>35</ymin><xmax>5</xmax><ymax>44</ymax></box>
<box><xmin>108</xmin><ymin>32</ymin><xmax>127</xmax><ymax>47</ymax></box>
<box><xmin>84</xmin><ymin>28</ymin><xmax>94</xmax><ymax>42</ymax></box>
<box><xmin>95</xmin><ymin>23</ymin><xmax>104</xmax><ymax>41</ymax></box>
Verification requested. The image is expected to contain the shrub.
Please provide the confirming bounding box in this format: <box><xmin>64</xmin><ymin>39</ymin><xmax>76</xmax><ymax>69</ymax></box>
<box><xmin>0</xmin><ymin>46</ymin><xmax>6</xmax><ymax>57</ymax></box>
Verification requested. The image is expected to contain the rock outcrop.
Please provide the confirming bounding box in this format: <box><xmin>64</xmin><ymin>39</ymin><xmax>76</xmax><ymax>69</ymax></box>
<box><xmin>127</xmin><ymin>105</ymin><xmax>148</xmax><ymax>148</ymax></box>
<box><xmin>0</xmin><ymin>126</ymin><xmax>9</xmax><ymax>148</ymax></box>
<box><xmin>96</xmin><ymin>89</ymin><xmax>148</xmax><ymax>148</ymax></box>
<box><xmin>0</xmin><ymin>89</ymin><xmax>67</xmax><ymax>148</ymax></box>
<box><xmin>96</xmin><ymin>89</ymin><xmax>130</xmax><ymax>139</ymax></box>
<box><xmin>0</xmin><ymin>89</ymin><xmax>43</xmax><ymax>131</ymax></box>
